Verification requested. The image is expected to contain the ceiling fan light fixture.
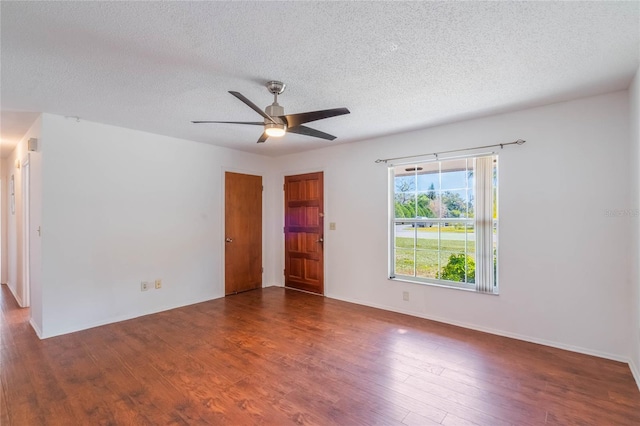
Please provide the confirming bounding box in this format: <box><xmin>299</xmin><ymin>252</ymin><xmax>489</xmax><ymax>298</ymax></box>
<box><xmin>265</xmin><ymin>122</ymin><xmax>286</xmax><ymax>137</ymax></box>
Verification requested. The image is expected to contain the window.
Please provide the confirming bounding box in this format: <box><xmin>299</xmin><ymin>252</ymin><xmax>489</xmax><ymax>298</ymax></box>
<box><xmin>389</xmin><ymin>155</ymin><xmax>498</xmax><ymax>293</ymax></box>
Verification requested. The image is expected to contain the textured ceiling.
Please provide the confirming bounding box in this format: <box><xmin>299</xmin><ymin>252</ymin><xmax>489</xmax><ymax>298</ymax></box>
<box><xmin>1</xmin><ymin>1</ymin><xmax>639</xmax><ymax>158</ymax></box>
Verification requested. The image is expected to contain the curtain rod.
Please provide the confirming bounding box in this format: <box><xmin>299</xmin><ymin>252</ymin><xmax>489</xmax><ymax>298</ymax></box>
<box><xmin>374</xmin><ymin>139</ymin><xmax>526</xmax><ymax>164</ymax></box>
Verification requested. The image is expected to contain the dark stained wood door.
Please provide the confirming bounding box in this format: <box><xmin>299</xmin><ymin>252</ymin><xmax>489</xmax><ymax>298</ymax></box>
<box><xmin>225</xmin><ymin>172</ymin><xmax>262</xmax><ymax>295</ymax></box>
<box><xmin>284</xmin><ymin>172</ymin><xmax>324</xmax><ymax>294</ymax></box>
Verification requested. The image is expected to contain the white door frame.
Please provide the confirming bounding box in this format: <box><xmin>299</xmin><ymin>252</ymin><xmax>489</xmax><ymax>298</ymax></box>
<box><xmin>21</xmin><ymin>154</ymin><xmax>30</xmax><ymax>307</ymax></box>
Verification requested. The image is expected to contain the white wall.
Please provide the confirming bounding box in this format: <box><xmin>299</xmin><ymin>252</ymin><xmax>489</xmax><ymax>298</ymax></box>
<box><xmin>1</xmin><ymin>153</ymin><xmax>3</xmax><ymax>285</ymax></box>
<box><xmin>28</xmin><ymin>127</ymin><xmax>44</xmax><ymax>335</ymax></box>
<box><xmin>38</xmin><ymin>114</ymin><xmax>277</xmax><ymax>338</ymax></box>
<box><xmin>629</xmin><ymin>65</ymin><xmax>640</xmax><ymax>386</ymax></box>
<box><xmin>274</xmin><ymin>91</ymin><xmax>632</xmax><ymax>361</ymax></box>
<box><xmin>5</xmin><ymin>141</ymin><xmax>22</xmax><ymax>301</ymax></box>
<box><xmin>2</xmin><ymin>116</ymin><xmax>42</xmax><ymax>315</ymax></box>
<box><xmin>1</xmin><ymin>155</ymin><xmax>4</xmax><ymax>285</ymax></box>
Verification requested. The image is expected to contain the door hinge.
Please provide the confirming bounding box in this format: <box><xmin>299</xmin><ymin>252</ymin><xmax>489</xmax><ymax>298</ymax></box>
<box><xmin>284</xmin><ymin>269</ymin><xmax>286</xmax><ymax>275</ymax></box>
<box><xmin>283</xmin><ymin>227</ymin><xmax>285</xmax><ymax>233</ymax></box>
<box><xmin>261</xmin><ymin>267</ymin><xmax>264</xmax><ymax>273</ymax></box>
<box><xmin>262</xmin><ymin>185</ymin><xmax>264</xmax><ymax>191</ymax></box>
<box><xmin>283</xmin><ymin>184</ymin><xmax>286</xmax><ymax>191</ymax></box>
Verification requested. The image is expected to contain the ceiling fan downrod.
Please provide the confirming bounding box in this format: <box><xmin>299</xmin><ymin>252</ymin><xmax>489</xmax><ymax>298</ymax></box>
<box><xmin>267</xmin><ymin>80</ymin><xmax>286</xmax><ymax>106</ymax></box>
<box><xmin>265</xmin><ymin>81</ymin><xmax>286</xmax><ymax>134</ymax></box>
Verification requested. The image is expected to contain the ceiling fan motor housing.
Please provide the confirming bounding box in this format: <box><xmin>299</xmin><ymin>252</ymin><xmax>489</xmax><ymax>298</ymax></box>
<box><xmin>265</xmin><ymin>103</ymin><xmax>285</xmax><ymax>125</ymax></box>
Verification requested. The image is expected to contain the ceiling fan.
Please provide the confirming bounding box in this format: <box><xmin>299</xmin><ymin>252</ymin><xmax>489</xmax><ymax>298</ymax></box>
<box><xmin>192</xmin><ymin>81</ymin><xmax>350</xmax><ymax>143</ymax></box>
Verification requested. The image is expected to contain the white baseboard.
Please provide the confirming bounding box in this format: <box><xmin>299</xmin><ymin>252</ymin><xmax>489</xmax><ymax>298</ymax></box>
<box><xmin>5</xmin><ymin>282</ymin><xmax>24</xmax><ymax>308</ymax></box>
<box><xmin>265</xmin><ymin>283</ymin><xmax>284</xmax><ymax>288</ymax></box>
<box><xmin>38</xmin><ymin>287</ymin><xmax>289</xmax><ymax>340</ymax></box>
<box><xmin>630</xmin><ymin>359</ymin><xmax>640</xmax><ymax>392</ymax></box>
<box><xmin>39</xmin><ymin>293</ymin><xmax>226</xmax><ymax>339</ymax></box>
<box><xmin>325</xmin><ymin>293</ymin><xmax>628</xmax><ymax>364</ymax></box>
<box><xmin>29</xmin><ymin>318</ymin><xmax>43</xmax><ymax>339</ymax></box>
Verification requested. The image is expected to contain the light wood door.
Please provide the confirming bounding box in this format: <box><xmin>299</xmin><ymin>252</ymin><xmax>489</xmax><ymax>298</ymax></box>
<box><xmin>284</xmin><ymin>172</ymin><xmax>324</xmax><ymax>294</ymax></box>
<box><xmin>225</xmin><ymin>172</ymin><xmax>262</xmax><ymax>295</ymax></box>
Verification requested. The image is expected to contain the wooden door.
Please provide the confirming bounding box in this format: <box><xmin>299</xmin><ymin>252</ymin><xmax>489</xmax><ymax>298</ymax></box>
<box><xmin>225</xmin><ymin>172</ymin><xmax>262</xmax><ymax>295</ymax></box>
<box><xmin>284</xmin><ymin>172</ymin><xmax>324</xmax><ymax>294</ymax></box>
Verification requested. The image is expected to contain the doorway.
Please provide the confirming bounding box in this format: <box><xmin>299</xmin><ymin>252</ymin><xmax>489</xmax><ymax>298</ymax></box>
<box><xmin>224</xmin><ymin>172</ymin><xmax>262</xmax><ymax>295</ymax></box>
<box><xmin>284</xmin><ymin>172</ymin><xmax>324</xmax><ymax>295</ymax></box>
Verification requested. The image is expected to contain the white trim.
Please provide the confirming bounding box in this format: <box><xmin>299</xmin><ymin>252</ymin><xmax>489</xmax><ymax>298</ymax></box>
<box><xmin>29</xmin><ymin>317</ymin><xmax>43</xmax><ymax>339</ymax></box>
<box><xmin>6</xmin><ymin>281</ymin><xmax>24</xmax><ymax>307</ymax></box>
<box><xmin>389</xmin><ymin>276</ymin><xmax>485</xmax><ymax>293</ymax></box>
<box><xmin>388</xmin><ymin>167</ymin><xmax>396</xmax><ymax>278</ymax></box>
<box><xmin>268</xmin><ymin>282</ymin><xmax>284</xmax><ymax>288</ymax></box>
<box><xmin>21</xmin><ymin>155</ymin><xmax>31</xmax><ymax>308</ymax></box>
<box><xmin>325</xmin><ymin>292</ymin><xmax>629</xmax><ymax>363</ymax></box>
<box><xmin>37</xmin><ymin>294</ymin><xmax>225</xmax><ymax>339</ymax></box>
<box><xmin>630</xmin><ymin>359</ymin><xmax>640</xmax><ymax>392</ymax></box>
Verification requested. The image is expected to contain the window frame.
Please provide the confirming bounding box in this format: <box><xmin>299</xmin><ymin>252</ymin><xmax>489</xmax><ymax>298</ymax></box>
<box><xmin>388</xmin><ymin>154</ymin><xmax>499</xmax><ymax>294</ymax></box>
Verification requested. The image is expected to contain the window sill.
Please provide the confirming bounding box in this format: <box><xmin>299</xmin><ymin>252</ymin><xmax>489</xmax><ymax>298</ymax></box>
<box><xmin>389</xmin><ymin>276</ymin><xmax>499</xmax><ymax>295</ymax></box>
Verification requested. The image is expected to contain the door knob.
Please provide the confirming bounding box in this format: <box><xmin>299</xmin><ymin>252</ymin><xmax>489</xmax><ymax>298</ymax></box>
<box><xmin>317</xmin><ymin>238</ymin><xmax>324</xmax><ymax>243</ymax></box>
<box><xmin>225</xmin><ymin>238</ymin><xmax>233</xmax><ymax>243</ymax></box>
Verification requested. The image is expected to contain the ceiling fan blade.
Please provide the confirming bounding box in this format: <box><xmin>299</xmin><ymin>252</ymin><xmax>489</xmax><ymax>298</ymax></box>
<box><xmin>191</xmin><ymin>121</ymin><xmax>264</xmax><ymax>125</ymax></box>
<box><xmin>282</xmin><ymin>107</ymin><xmax>350</xmax><ymax>128</ymax></box>
<box><xmin>257</xmin><ymin>132</ymin><xmax>269</xmax><ymax>144</ymax></box>
<box><xmin>229</xmin><ymin>91</ymin><xmax>276</xmax><ymax>123</ymax></box>
<box><xmin>287</xmin><ymin>125</ymin><xmax>337</xmax><ymax>141</ymax></box>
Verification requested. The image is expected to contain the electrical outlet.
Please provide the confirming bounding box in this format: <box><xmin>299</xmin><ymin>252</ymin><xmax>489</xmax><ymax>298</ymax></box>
<box><xmin>141</xmin><ymin>281</ymin><xmax>149</xmax><ymax>291</ymax></box>
<box><xmin>402</xmin><ymin>291</ymin><xmax>409</xmax><ymax>301</ymax></box>
<box><xmin>329</xmin><ymin>222</ymin><xmax>336</xmax><ymax>230</ymax></box>
<box><xmin>155</xmin><ymin>279</ymin><xmax>162</xmax><ymax>289</ymax></box>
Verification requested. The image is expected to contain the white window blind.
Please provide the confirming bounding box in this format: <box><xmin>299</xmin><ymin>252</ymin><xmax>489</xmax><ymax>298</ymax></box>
<box><xmin>474</xmin><ymin>156</ymin><xmax>495</xmax><ymax>293</ymax></box>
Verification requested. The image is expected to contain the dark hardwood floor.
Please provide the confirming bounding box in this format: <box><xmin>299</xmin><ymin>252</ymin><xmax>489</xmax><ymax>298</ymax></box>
<box><xmin>1</xmin><ymin>284</ymin><xmax>639</xmax><ymax>425</ymax></box>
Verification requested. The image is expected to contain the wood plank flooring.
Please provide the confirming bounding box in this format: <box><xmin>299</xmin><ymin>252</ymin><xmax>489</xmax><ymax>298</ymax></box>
<box><xmin>1</xmin><ymin>284</ymin><xmax>639</xmax><ymax>425</ymax></box>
